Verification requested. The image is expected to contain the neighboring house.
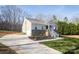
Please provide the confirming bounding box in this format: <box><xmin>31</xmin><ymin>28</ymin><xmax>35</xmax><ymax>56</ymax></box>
<box><xmin>22</xmin><ymin>18</ymin><xmax>59</xmax><ymax>38</ymax></box>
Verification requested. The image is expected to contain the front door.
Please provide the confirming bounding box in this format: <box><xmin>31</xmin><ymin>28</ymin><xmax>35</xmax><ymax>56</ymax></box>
<box><xmin>46</xmin><ymin>25</ymin><xmax>48</xmax><ymax>29</ymax></box>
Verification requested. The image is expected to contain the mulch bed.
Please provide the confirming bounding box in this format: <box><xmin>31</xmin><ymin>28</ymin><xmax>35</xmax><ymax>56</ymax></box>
<box><xmin>29</xmin><ymin>36</ymin><xmax>53</xmax><ymax>41</ymax></box>
<box><xmin>0</xmin><ymin>30</ymin><xmax>22</xmax><ymax>37</ymax></box>
<box><xmin>61</xmin><ymin>35</ymin><xmax>79</xmax><ymax>39</ymax></box>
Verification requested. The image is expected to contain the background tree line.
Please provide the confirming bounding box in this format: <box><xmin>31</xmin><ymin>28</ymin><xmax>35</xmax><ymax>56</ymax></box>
<box><xmin>0</xmin><ymin>5</ymin><xmax>25</xmax><ymax>32</ymax></box>
<box><xmin>56</xmin><ymin>17</ymin><xmax>79</xmax><ymax>35</ymax></box>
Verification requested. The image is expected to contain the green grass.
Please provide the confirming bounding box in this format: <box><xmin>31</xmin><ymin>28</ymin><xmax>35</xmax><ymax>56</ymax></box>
<box><xmin>41</xmin><ymin>38</ymin><xmax>79</xmax><ymax>54</ymax></box>
<box><xmin>0</xmin><ymin>43</ymin><xmax>16</xmax><ymax>54</ymax></box>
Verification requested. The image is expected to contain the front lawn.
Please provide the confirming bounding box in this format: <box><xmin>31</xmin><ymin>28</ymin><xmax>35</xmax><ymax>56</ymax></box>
<box><xmin>41</xmin><ymin>38</ymin><xmax>79</xmax><ymax>54</ymax></box>
<box><xmin>0</xmin><ymin>43</ymin><xmax>16</xmax><ymax>54</ymax></box>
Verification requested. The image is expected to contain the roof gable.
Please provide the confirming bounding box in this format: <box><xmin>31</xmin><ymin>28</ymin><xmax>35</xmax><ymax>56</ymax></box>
<box><xmin>25</xmin><ymin>18</ymin><xmax>56</xmax><ymax>26</ymax></box>
<box><xmin>27</xmin><ymin>18</ymin><xmax>48</xmax><ymax>25</ymax></box>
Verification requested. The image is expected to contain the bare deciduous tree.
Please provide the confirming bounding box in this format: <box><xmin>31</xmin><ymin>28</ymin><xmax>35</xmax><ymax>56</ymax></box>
<box><xmin>0</xmin><ymin>5</ymin><xmax>24</xmax><ymax>31</ymax></box>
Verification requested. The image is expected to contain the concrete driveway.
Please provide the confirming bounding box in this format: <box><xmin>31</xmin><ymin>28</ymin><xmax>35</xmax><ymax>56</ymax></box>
<box><xmin>0</xmin><ymin>34</ymin><xmax>61</xmax><ymax>54</ymax></box>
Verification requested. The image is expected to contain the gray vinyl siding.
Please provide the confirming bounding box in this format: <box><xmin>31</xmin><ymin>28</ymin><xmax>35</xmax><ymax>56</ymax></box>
<box><xmin>32</xmin><ymin>23</ymin><xmax>46</xmax><ymax>30</ymax></box>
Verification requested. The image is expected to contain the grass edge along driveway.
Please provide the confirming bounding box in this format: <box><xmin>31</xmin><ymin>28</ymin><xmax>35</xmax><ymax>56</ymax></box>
<box><xmin>41</xmin><ymin>37</ymin><xmax>79</xmax><ymax>54</ymax></box>
<box><xmin>0</xmin><ymin>43</ymin><xmax>16</xmax><ymax>54</ymax></box>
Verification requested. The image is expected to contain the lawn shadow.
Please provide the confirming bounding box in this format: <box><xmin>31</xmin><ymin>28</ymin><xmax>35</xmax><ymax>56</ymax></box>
<box><xmin>0</xmin><ymin>43</ymin><xmax>16</xmax><ymax>54</ymax></box>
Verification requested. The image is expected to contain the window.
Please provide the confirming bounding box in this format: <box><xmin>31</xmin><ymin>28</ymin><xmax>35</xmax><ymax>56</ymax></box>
<box><xmin>42</xmin><ymin>26</ymin><xmax>43</xmax><ymax>30</ymax></box>
<box><xmin>46</xmin><ymin>25</ymin><xmax>48</xmax><ymax>29</ymax></box>
<box><xmin>35</xmin><ymin>27</ymin><xmax>37</xmax><ymax>30</ymax></box>
<box><xmin>50</xmin><ymin>25</ymin><xmax>52</xmax><ymax>28</ymax></box>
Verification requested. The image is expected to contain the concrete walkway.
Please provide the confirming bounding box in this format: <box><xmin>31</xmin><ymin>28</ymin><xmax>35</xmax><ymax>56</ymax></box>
<box><xmin>0</xmin><ymin>34</ymin><xmax>62</xmax><ymax>54</ymax></box>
